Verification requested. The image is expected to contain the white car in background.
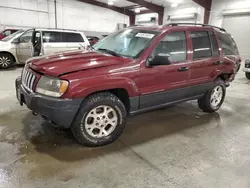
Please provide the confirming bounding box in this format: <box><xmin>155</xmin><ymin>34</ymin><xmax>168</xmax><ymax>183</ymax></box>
<box><xmin>0</xmin><ymin>28</ymin><xmax>89</xmax><ymax>69</ymax></box>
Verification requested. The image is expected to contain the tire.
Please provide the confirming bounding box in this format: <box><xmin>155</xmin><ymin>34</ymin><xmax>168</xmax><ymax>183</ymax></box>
<box><xmin>0</xmin><ymin>53</ymin><xmax>15</xmax><ymax>69</ymax></box>
<box><xmin>198</xmin><ymin>79</ymin><xmax>226</xmax><ymax>113</ymax></box>
<box><xmin>245</xmin><ymin>72</ymin><xmax>250</xmax><ymax>80</ymax></box>
<box><xmin>71</xmin><ymin>92</ymin><xmax>127</xmax><ymax>147</ymax></box>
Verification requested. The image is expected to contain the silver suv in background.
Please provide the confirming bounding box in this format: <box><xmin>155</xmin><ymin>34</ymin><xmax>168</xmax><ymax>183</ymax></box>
<box><xmin>0</xmin><ymin>28</ymin><xmax>89</xmax><ymax>69</ymax></box>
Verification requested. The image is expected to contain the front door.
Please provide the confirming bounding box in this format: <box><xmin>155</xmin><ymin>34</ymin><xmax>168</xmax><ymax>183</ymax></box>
<box><xmin>138</xmin><ymin>31</ymin><xmax>190</xmax><ymax>109</ymax></box>
<box><xmin>16</xmin><ymin>29</ymin><xmax>34</xmax><ymax>63</ymax></box>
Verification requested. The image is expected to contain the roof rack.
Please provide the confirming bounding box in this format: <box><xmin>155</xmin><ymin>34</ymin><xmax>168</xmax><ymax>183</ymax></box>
<box><xmin>166</xmin><ymin>23</ymin><xmax>226</xmax><ymax>32</ymax></box>
<box><xmin>36</xmin><ymin>28</ymin><xmax>77</xmax><ymax>32</ymax></box>
<box><xmin>127</xmin><ymin>24</ymin><xmax>144</xmax><ymax>28</ymax></box>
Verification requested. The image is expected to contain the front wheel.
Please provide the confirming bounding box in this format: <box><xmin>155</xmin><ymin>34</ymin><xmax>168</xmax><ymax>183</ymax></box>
<box><xmin>245</xmin><ymin>72</ymin><xmax>250</xmax><ymax>79</ymax></box>
<box><xmin>198</xmin><ymin>79</ymin><xmax>226</xmax><ymax>113</ymax></box>
<box><xmin>71</xmin><ymin>92</ymin><xmax>127</xmax><ymax>147</ymax></box>
<box><xmin>0</xmin><ymin>53</ymin><xmax>14</xmax><ymax>69</ymax></box>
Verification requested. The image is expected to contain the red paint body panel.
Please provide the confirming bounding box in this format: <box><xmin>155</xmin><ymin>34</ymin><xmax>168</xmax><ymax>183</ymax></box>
<box><xmin>30</xmin><ymin>51</ymin><xmax>131</xmax><ymax>77</ymax></box>
<box><xmin>28</xmin><ymin>25</ymin><xmax>241</xmax><ymax>101</ymax></box>
<box><xmin>0</xmin><ymin>33</ymin><xmax>5</xmax><ymax>40</ymax></box>
<box><xmin>0</xmin><ymin>29</ymin><xmax>18</xmax><ymax>39</ymax></box>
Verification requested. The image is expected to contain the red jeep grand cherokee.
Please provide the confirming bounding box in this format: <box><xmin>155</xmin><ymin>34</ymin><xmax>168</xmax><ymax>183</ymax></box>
<box><xmin>16</xmin><ymin>23</ymin><xmax>241</xmax><ymax>147</ymax></box>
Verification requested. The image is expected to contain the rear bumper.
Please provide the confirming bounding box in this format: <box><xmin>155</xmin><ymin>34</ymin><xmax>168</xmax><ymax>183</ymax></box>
<box><xmin>15</xmin><ymin>77</ymin><xmax>83</xmax><ymax>128</ymax></box>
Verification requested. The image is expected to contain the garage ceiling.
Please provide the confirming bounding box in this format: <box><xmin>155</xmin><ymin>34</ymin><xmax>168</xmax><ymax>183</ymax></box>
<box><xmin>81</xmin><ymin>0</ymin><xmax>211</xmax><ymax>25</ymax></box>
<box><xmin>95</xmin><ymin>0</ymin><xmax>195</xmax><ymax>14</ymax></box>
<box><xmin>95</xmin><ymin>0</ymin><xmax>194</xmax><ymax>8</ymax></box>
<box><xmin>96</xmin><ymin>0</ymin><xmax>137</xmax><ymax>7</ymax></box>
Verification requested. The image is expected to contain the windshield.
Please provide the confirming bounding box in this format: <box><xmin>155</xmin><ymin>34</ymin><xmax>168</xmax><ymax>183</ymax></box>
<box><xmin>93</xmin><ymin>28</ymin><xmax>158</xmax><ymax>58</ymax></box>
<box><xmin>1</xmin><ymin>30</ymin><xmax>24</xmax><ymax>42</ymax></box>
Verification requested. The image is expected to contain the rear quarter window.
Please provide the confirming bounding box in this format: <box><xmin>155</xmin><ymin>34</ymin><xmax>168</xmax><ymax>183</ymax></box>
<box><xmin>218</xmin><ymin>31</ymin><xmax>239</xmax><ymax>55</ymax></box>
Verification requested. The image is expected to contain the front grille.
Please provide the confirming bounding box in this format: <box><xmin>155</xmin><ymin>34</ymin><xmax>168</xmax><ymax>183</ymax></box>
<box><xmin>21</xmin><ymin>67</ymin><xmax>36</xmax><ymax>91</ymax></box>
<box><xmin>245</xmin><ymin>64</ymin><xmax>250</xmax><ymax>68</ymax></box>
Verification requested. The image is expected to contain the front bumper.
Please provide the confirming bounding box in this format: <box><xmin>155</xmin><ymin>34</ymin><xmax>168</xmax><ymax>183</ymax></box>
<box><xmin>15</xmin><ymin>77</ymin><xmax>83</xmax><ymax>128</ymax></box>
<box><xmin>243</xmin><ymin>67</ymin><xmax>250</xmax><ymax>72</ymax></box>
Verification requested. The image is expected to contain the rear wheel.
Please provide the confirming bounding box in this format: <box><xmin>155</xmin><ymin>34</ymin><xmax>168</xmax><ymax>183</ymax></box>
<box><xmin>245</xmin><ymin>72</ymin><xmax>250</xmax><ymax>79</ymax></box>
<box><xmin>71</xmin><ymin>92</ymin><xmax>127</xmax><ymax>147</ymax></box>
<box><xmin>0</xmin><ymin>53</ymin><xmax>14</xmax><ymax>69</ymax></box>
<box><xmin>198</xmin><ymin>79</ymin><xmax>226</xmax><ymax>113</ymax></box>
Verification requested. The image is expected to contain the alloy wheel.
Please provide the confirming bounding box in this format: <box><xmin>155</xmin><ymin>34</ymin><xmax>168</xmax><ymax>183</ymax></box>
<box><xmin>83</xmin><ymin>105</ymin><xmax>118</xmax><ymax>138</ymax></box>
<box><xmin>210</xmin><ymin>86</ymin><xmax>223</xmax><ymax>108</ymax></box>
<box><xmin>0</xmin><ymin>56</ymin><xmax>11</xmax><ymax>68</ymax></box>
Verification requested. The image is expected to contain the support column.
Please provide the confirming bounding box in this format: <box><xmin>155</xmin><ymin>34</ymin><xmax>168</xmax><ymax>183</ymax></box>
<box><xmin>204</xmin><ymin>8</ymin><xmax>210</xmax><ymax>24</ymax></box>
<box><xmin>158</xmin><ymin>12</ymin><xmax>164</xmax><ymax>25</ymax></box>
<box><xmin>129</xmin><ymin>15</ymin><xmax>135</xmax><ymax>25</ymax></box>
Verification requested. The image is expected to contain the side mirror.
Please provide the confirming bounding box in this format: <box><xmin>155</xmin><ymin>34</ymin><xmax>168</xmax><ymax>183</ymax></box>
<box><xmin>12</xmin><ymin>38</ymin><xmax>19</xmax><ymax>44</ymax></box>
<box><xmin>148</xmin><ymin>53</ymin><xmax>172</xmax><ymax>66</ymax></box>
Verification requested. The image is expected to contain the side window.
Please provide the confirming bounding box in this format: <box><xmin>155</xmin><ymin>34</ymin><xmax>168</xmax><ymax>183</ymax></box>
<box><xmin>42</xmin><ymin>31</ymin><xmax>63</xmax><ymax>43</ymax></box>
<box><xmin>218</xmin><ymin>32</ymin><xmax>239</xmax><ymax>55</ymax></box>
<box><xmin>63</xmin><ymin>32</ymin><xmax>84</xmax><ymax>42</ymax></box>
<box><xmin>87</xmin><ymin>37</ymin><xmax>93</xmax><ymax>42</ymax></box>
<box><xmin>208</xmin><ymin>31</ymin><xmax>219</xmax><ymax>56</ymax></box>
<box><xmin>19</xmin><ymin>30</ymin><xmax>33</xmax><ymax>43</ymax></box>
<box><xmin>11</xmin><ymin>30</ymin><xmax>17</xmax><ymax>34</ymax></box>
<box><xmin>3</xmin><ymin>30</ymin><xmax>11</xmax><ymax>36</ymax></box>
<box><xmin>154</xmin><ymin>32</ymin><xmax>187</xmax><ymax>62</ymax></box>
<box><xmin>191</xmin><ymin>31</ymin><xmax>212</xmax><ymax>59</ymax></box>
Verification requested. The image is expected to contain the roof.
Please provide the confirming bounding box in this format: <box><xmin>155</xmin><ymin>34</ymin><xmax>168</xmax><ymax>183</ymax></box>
<box><xmin>35</xmin><ymin>28</ymin><xmax>82</xmax><ymax>33</ymax></box>
<box><xmin>128</xmin><ymin>23</ymin><xmax>226</xmax><ymax>32</ymax></box>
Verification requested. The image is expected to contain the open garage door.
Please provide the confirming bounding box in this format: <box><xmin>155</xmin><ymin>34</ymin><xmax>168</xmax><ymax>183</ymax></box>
<box><xmin>222</xmin><ymin>15</ymin><xmax>250</xmax><ymax>61</ymax></box>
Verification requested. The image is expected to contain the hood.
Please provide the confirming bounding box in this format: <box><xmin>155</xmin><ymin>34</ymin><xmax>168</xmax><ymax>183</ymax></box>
<box><xmin>29</xmin><ymin>50</ymin><xmax>128</xmax><ymax>77</ymax></box>
<box><xmin>0</xmin><ymin>40</ymin><xmax>11</xmax><ymax>50</ymax></box>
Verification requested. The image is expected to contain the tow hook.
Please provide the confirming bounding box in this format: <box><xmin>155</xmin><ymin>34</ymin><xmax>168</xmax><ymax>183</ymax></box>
<box><xmin>32</xmin><ymin>111</ymin><xmax>38</xmax><ymax>116</ymax></box>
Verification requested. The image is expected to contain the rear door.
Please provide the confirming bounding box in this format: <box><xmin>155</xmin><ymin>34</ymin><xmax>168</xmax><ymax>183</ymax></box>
<box><xmin>16</xmin><ymin>29</ymin><xmax>34</xmax><ymax>63</ymax></box>
<box><xmin>42</xmin><ymin>31</ymin><xmax>67</xmax><ymax>55</ymax></box>
<box><xmin>188</xmin><ymin>30</ymin><xmax>221</xmax><ymax>87</ymax></box>
<box><xmin>63</xmin><ymin>32</ymin><xmax>87</xmax><ymax>50</ymax></box>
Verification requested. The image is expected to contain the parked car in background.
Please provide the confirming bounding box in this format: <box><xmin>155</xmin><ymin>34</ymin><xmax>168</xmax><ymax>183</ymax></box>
<box><xmin>0</xmin><ymin>29</ymin><xmax>19</xmax><ymax>40</ymax></box>
<box><xmin>87</xmin><ymin>36</ymin><xmax>100</xmax><ymax>46</ymax></box>
<box><xmin>243</xmin><ymin>59</ymin><xmax>250</xmax><ymax>79</ymax></box>
<box><xmin>0</xmin><ymin>28</ymin><xmax>89</xmax><ymax>68</ymax></box>
<box><xmin>16</xmin><ymin>23</ymin><xmax>241</xmax><ymax>147</ymax></box>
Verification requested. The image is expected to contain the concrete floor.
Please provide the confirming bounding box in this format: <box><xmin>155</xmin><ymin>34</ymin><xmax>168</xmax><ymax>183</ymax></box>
<box><xmin>0</xmin><ymin>67</ymin><xmax>250</xmax><ymax>188</ymax></box>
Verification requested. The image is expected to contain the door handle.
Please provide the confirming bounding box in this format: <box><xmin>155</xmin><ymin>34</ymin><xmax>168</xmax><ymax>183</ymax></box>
<box><xmin>213</xmin><ymin>61</ymin><xmax>224</xmax><ymax>65</ymax></box>
<box><xmin>178</xmin><ymin>67</ymin><xmax>189</xmax><ymax>72</ymax></box>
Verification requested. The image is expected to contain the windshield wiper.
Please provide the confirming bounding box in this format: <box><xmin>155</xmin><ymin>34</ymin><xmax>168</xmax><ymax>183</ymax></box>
<box><xmin>97</xmin><ymin>48</ymin><xmax>121</xmax><ymax>57</ymax></box>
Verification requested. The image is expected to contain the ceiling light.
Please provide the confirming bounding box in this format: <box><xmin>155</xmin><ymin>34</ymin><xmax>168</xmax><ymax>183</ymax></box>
<box><xmin>135</xmin><ymin>8</ymin><xmax>141</xmax><ymax>13</ymax></box>
<box><xmin>108</xmin><ymin>1</ymin><xmax>114</xmax><ymax>5</ymax></box>
<box><xmin>171</xmin><ymin>3</ymin><xmax>178</xmax><ymax>7</ymax></box>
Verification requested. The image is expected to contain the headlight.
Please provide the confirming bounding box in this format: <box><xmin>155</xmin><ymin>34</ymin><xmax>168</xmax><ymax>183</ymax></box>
<box><xmin>36</xmin><ymin>76</ymin><xmax>69</xmax><ymax>97</ymax></box>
